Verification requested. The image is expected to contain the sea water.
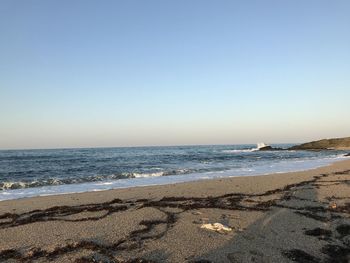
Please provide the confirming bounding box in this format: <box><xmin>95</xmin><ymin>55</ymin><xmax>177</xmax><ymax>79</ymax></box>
<box><xmin>0</xmin><ymin>144</ymin><xmax>348</xmax><ymax>201</ymax></box>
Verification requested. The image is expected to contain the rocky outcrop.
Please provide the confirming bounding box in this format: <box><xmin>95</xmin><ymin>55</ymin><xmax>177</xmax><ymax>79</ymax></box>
<box><xmin>258</xmin><ymin>145</ymin><xmax>284</xmax><ymax>151</ymax></box>
<box><xmin>289</xmin><ymin>137</ymin><xmax>350</xmax><ymax>151</ymax></box>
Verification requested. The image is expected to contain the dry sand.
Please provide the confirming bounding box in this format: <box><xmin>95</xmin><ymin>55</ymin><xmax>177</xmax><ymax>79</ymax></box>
<box><xmin>0</xmin><ymin>160</ymin><xmax>349</xmax><ymax>262</ymax></box>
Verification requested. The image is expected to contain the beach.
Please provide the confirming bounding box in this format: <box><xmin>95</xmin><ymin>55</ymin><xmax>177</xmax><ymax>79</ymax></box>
<box><xmin>0</xmin><ymin>159</ymin><xmax>349</xmax><ymax>262</ymax></box>
<box><xmin>2</xmin><ymin>0</ymin><xmax>350</xmax><ymax>261</ymax></box>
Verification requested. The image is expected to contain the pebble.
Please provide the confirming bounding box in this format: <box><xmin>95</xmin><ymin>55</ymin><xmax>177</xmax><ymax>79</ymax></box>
<box><xmin>192</xmin><ymin>211</ymin><xmax>202</xmax><ymax>215</ymax></box>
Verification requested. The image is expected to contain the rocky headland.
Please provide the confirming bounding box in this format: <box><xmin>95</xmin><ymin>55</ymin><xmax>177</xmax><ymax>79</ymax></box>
<box><xmin>257</xmin><ymin>137</ymin><xmax>350</xmax><ymax>152</ymax></box>
<box><xmin>289</xmin><ymin>137</ymin><xmax>350</xmax><ymax>151</ymax></box>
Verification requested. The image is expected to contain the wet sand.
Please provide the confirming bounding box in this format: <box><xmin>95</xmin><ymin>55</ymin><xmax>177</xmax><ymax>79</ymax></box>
<box><xmin>0</xmin><ymin>159</ymin><xmax>349</xmax><ymax>262</ymax></box>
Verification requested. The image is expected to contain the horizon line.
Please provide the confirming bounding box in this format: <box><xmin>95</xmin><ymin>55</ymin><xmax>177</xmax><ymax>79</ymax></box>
<box><xmin>0</xmin><ymin>142</ymin><xmax>302</xmax><ymax>151</ymax></box>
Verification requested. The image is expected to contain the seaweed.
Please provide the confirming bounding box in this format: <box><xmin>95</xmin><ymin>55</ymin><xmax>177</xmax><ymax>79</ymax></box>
<box><xmin>0</xmin><ymin>169</ymin><xmax>349</xmax><ymax>262</ymax></box>
<box><xmin>322</xmin><ymin>245</ymin><xmax>350</xmax><ymax>263</ymax></box>
<box><xmin>282</xmin><ymin>249</ymin><xmax>319</xmax><ymax>262</ymax></box>
<box><xmin>336</xmin><ymin>224</ymin><xmax>350</xmax><ymax>237</ymax></box>
<box><xmin>304</xmin><ymin>228</ymin><xmax>332</xmax><ymax>240</ymax></box>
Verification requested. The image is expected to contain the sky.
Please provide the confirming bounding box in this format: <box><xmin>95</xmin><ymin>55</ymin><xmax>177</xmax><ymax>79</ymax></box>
<box><xmin>1</xmin><ymin>0</ymin><xmax>350</xmax><ymax>149</ymax></box>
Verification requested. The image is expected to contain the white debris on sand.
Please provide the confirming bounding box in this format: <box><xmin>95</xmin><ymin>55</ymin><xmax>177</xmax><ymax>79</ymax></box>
<box><xmin>200</xmin><ymin>223</ymin><xmax>232</xmax><ymax>233</ymax></box>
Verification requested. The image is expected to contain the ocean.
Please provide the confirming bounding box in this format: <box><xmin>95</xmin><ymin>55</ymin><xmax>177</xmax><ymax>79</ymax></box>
<box><xmin>0</xmin><ymin>144</ymin><xmax>347</xmax><ymax>201</ymax></box>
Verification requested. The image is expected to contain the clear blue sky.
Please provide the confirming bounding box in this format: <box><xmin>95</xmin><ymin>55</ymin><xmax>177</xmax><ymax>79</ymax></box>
<box><xmin>1</xmin><ymin>0</ymin><xmax>350</xmax><ymax>149</ymax></box>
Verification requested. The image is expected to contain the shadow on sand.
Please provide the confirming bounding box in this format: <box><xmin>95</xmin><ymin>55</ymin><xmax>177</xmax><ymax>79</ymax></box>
<box><xmin>194</xmin><ymin>170</ymin><xmax>350</xmax><ymax>263</ymax></box>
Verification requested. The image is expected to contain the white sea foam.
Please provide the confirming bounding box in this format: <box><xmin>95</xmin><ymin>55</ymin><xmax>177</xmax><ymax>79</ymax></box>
<box><xmin>222</xmin><ymin>149</ymin><xmax>256</xmax><ymax>153</ymax></box>
<box><xmin>0</xmin><ymin>171</ymin><xmax>170</xmax><ymax>191</ymax></box>
<box><xmin>132</xmin><ymin>172</ymin><xmax>165</xmax><ymax>178</ymax></box>
<box><xmin>222</xmin><ymin>142</ymin><xmax>270</xmax><ymax>153</ymax></box>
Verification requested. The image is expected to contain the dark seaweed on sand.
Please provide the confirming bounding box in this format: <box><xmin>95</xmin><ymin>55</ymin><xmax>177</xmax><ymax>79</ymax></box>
<box><xmin>0</xmin><ymin>170</ymin><xmax>349</xmax><ymax>262</ymax></box>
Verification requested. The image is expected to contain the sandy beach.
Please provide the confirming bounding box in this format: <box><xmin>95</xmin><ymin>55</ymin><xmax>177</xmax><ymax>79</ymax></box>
<box><xmin>0</xmin><ymin>159</ymin><xmax>349</xmax><ymax>262</ymax></box>
<box><xmin>2</xmin><ymin>0</ymin><xmax>350</xmax><ymax>261</ymax></box>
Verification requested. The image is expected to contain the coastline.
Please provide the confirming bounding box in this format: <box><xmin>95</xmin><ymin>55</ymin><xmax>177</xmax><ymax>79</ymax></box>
<box><xmin>0</xmin><ymin>153</ymin><xmax>347</xmax><ymax>202</ymax></box>
<box><xmin>0</xmin><ymin>159</ymin><xmax>349</xmax><ymax>262</ymax></box>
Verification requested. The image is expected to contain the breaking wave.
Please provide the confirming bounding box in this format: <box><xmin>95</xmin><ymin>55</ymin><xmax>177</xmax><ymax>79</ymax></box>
<box><xmin>222</xmin><ymin>143</ymin><xmax>270</xmax><ymax>153</ymax></box>
<box><xmin>0</xmin><ymin>169</ymin><xmax>193</xmax><ymax>190</ymax></box>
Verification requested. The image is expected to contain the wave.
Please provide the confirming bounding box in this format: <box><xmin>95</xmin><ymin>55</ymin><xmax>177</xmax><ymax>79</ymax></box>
<box><xmin>130</xmin><ymin>171</ymin><xmax>165</xmax><ymax>178</ymax></box>
<box><xmin>222</xmin><ymin>149</ymin><xmax>256</xmax><ymax>153</ymax></box>
<box><xmin>0</xmin><ymin>169</ymin><xmax>193</xmax><ymax>191</ymax></box>
<box><xmin>0</xmin><ymin>154</ymin><xmax>347</xmax><ymax>202</ymax></box>
<box><xmin>222</xmin><ymin>143</ymin><xmax>270</xmax><ymax>153</ymax></box>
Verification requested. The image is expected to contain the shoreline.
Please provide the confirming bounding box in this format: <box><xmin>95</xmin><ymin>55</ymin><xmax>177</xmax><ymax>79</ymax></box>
<box><xmin>0</xmin><ymin>159</ymin><xmax>349</xmax><ymax>262</ymax></box>
<box><xmin>1</xmin><ymin>158</ymin><xmax>349</xmax><ymax>208</ymax></box>
<box><xmin>1</xmin><ymin>155</ymin><xmax>348</xmax><ymax>202</ymax></box>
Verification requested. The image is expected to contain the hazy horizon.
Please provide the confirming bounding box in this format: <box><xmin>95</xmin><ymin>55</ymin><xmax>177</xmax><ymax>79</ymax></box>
<box><xmin>0</xmin><ymin>142</ymin><xmax>300</xmax><ymax>151</ymax></box>
<box><xmin>1</xmin><ymin>136</ymin><xmax>350</xmax><ymax>151</ymax></box>
<box><xmin>1</xmin><ymin>1</ymin><xmax>350</xmax><ymax>150</ymax></box>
